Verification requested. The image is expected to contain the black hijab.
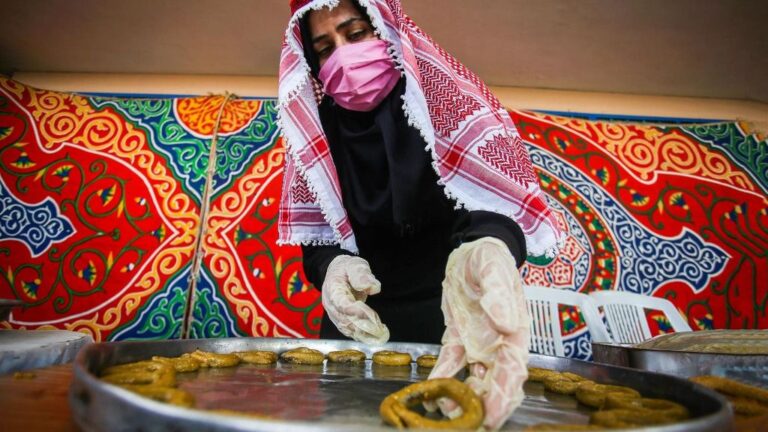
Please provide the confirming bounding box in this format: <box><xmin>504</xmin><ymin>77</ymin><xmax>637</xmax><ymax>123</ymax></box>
<box><xmin>299</xmin><ymin>5</ymin><xmax>442</xmax><ymax>237</ymax></box>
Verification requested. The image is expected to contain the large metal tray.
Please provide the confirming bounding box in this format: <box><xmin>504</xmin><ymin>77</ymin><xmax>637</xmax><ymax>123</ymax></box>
<box><xmin>634</xmin><ymin>330</ymin><xmax>768</xmax><ymax>354</ymax></box>
<box><xmin>70</xmin><ymin>337</ymin><xmax>732</xmax><ymax>431</ymax></box>
<box><xmin>0</xmin><ymin>329</ymin><xmax>93</xmax><ymax>374</ymax></box>
<box><xmin>593</xmin><ymin>340</ymin><xmax>768</xmax><ymax>389</ymax></box>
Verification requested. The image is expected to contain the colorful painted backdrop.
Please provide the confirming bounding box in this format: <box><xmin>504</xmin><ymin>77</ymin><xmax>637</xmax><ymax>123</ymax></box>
<box><xmin>1</xmin><ymin>79</ymin><xmax>766</xmax><ymax>358</ymax></box>
<box><xmin>0</xmin><ymin>79</ymin><xmax>320</xmax><ymax>342</ymax></box>
<box><xmin>509</xmin><ymin>111</ymin><xmax>767</xmax><ymax>358</ymax></box>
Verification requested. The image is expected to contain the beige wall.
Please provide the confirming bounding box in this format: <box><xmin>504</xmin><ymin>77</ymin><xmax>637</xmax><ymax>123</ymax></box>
<box><xmin>12</xmin><ymin>72</ymin><xmax>768</xmax><ymax>135</ymax></box>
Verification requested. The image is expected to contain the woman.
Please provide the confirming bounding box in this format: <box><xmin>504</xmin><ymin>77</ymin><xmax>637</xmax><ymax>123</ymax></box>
<box><xmin>277</xmin><ymin>0</ymin><xmax>563</xmax><ymax>428</ymax></box>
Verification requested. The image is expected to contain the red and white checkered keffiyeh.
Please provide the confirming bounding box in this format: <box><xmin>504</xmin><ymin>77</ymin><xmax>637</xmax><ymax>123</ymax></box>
<box><xmin>277</xmin><ymin>0</ymin><xmax>563</xmax><ymax>257</ymax></box>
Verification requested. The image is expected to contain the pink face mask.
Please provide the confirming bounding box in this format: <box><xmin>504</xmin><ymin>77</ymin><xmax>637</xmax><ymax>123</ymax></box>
<box><xmin>318</xmin><ymin>39</ymin><xmax>401</xmax><ymax>112</ymax></box>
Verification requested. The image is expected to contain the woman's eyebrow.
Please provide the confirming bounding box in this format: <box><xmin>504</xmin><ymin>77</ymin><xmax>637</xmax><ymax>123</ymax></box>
<box><xmin>336</xmin><ymin>17</ymin><xmax>366</xmax><ymax>32</ymax></box>
<box><xmin>312</xmin><ymin>17</ymin><xmax>366</xmax><ymax>44</ymax></box>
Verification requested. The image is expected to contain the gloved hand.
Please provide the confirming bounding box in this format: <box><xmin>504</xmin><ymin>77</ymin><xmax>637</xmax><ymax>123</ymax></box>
<box><xmin>322</xmin><ymin>255</ymin><xmax>390</xmax><ymax>345</ymax></box>
<box><xmin>428</xmin><ymin>237</ymin><xmax>530</xmax><ymax>431</ymax></box>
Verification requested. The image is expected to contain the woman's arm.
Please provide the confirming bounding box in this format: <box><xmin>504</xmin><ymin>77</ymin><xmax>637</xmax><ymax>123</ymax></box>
<box><xmin>451</xmin><ymin>211</ymin><xmax>527</xmax><ymax>267</ymax></box>
<box><xmin>301</xmin><ymin>244</ymin><xmax>352</xmax><ymax>288</ymax></box>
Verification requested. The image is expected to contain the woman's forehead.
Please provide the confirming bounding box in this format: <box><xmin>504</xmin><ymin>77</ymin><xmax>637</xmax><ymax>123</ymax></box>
<box><xmin>308</xmin><ymin>0</ymin><xmax>362</xmax><ymax>27</ymax></box>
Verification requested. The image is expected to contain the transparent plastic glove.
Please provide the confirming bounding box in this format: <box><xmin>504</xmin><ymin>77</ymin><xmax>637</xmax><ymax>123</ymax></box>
<box><xmin>322</xmin><ymin>255</ymin><xmax>390</xmax><ymax>345</ymax></box>
<box><xmin>428</xmin><ymin>237</ymin><xmax>530</xmax><ymax>431</ymax></box>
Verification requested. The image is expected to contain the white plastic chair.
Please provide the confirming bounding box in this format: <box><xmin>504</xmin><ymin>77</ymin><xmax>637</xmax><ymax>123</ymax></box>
<box><xmin>524</xmin><ymin>285</ymin><xmax>611</xmax><ymax>357</ymax></box>
<box><xmin>589</xmin><ymin>290</ymin><xmax>692</xmax><ymax>344</ymax></box>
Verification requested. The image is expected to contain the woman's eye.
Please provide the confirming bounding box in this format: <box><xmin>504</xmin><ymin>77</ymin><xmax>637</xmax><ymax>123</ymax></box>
<box><xmin>349</xmin><ymin>30</ymin><xmax>367</xmax><ymax>40</ymax></box>
<box><xmin>317</xmin><ymin>47</ymin><xmax>332</xmax><ymax>58</ymax></box>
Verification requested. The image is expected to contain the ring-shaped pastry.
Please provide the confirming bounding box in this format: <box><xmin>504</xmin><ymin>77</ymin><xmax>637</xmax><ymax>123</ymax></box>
<box><xmin>416</xmin><ymin>354</ymin><xmax>438</xmax><ymax>369</ymax></box>
<box><xmin>102</xmin><ymin>360</ymin><xmax>171</xmax><ymax>376</ymax></box>
<box><xmin>372</xmin><ymin>350</ymin><xmax>412</xmax><ymax>366</ymax></box>
<box><xmin>560</xmin><ymin>372</ymin><xmax>588</xmax><ymax>383</ymax></box>
<box><xmin>527</xmin><ymin>367</ymin><xmax>561</xmax><ymax>383</ymax></box>
<box><xmin>120</xmin><ymin>384</ymin><xmax>195</xmax><ymax>408</ymax></box>
<box><xmin>151</xmin><ymin>355</ymin><xmax>201</xmax><ymax>373</ymax></box>
<box><xmin>604</xmin><ymin>395</ymin><xmax>689</xmax><ymax>420</ymax></box>
<box><xmin>690</xmin><ymin>375</ymin><xmax>768</xmax><ymax>404</ymax></box>
<box><xmin>575</xmin><ymin>382</ymin><xmax>640</xmax><ymax>408</ymax></box>
<box><xmin>101</xmin><ymin>360</ymin><xmax>176</xmax><ymax>387</ymax></box>
<box><xmin>379</xmin><ymin>378</ymin><xmax>484</xmax><ymax>429</ymax></box>
<box><xmin>280</xmin><ymin>347</ymin><xmax>325</xmax><ymax>365</ymax></box>
<box><xmin>234</xmin><ymin>350</ymin><xmax>278</xmax><ymax>365</ymax></box>
<box><xmin>327</xmin><ymin>349</ymin><xmax>366</xmax><ymax>363</ymax></box>
<box><xmin>725</xmin><ymin>395</ymin><xmax>768</xmax><ymax>417</ymax></box>
<box><xmin>542</xmin><ymin>373</ymin><xmax>590</xmax><ymax>395</ymax></box>
<box><xmin>186</xmin><ymin>350</ymin><xmax>241</xmax><ymax>368</ymax></box>
<box><xmin>590</xmin><ymin>408</ymin><xmax>681</xmax><ymax>428</ymax></box>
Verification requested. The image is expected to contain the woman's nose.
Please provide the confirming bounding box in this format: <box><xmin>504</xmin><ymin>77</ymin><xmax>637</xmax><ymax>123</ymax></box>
<box><xmin>333</xmin><ymin>35</ymin><xmax>351</xmax><ymax>48</ymax></box>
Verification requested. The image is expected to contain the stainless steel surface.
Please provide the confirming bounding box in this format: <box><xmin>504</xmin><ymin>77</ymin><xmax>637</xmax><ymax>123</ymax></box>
<box><xmin>71</xmin><ymin>337</ymin><xmax>732</xmax><ymax>431</ymax></box>
<box><xmin>0</xmin><ymin>298</ymin><xmax>23</xmax><ymax>321</ymax></box>
<box><xmin>634</xmin><ymin>330</ymin><xmax>768</xmax><ymax>354</ymax></box>
<box><xmin>593</xmin><ymin>341</ymin><xmax>768</xmax><ymax>389</ymax></box>
<box><xmin>0</xmin><ymin>329</ymin><xmax>93</xmax><ymax>374</ymax></box>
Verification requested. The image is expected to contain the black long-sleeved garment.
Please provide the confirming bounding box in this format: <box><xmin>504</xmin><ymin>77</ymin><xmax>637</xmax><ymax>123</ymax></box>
<box><xmin>301</xmin><ymin>81</ymin><xmax>526</xmax><ymax>344</ymax></box>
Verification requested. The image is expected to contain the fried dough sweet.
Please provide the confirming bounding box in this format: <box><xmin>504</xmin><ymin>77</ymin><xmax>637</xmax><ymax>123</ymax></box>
<box><xmin>102</xmin><ymin>360</ymin><xmax>170</xmax><ymax>376</ymax></box>
<box><xmin>525</xmin><ymin>366</ymin><xmax>691</xmax><ymax>430</ymax></box>
<box><xmin>372</xmin><ymin>350</ymin><xmax>412</xmax><ymax>366</ymax></box>
<box><xmin>590</xmin><ymin>408</ymin><xmax>682</xmax><ymax>428</ymax></box>
<box><xmin>151</xmin><ymin>355</ymin><xmax>202</xmax><ymax>373</ymax></box>
<box><xmin>234</xmin><ymin>350</ymin><xmax>278</xmax><ymax>365</ymax></box>
<box><xmin>280</xmin><ymin>347</ymin><xmax>325</xmax><ymax>365</ymax></box>
<box><xmin>690</xmin><ymin>375</ymin><xmax>768</xmax><ymax>404</ymax></box>
<box><xmin>725</xmin><ymin>395</ymin><xmax>768</xmax><ymax>417</ymax></box>
<box><xmin>575</xmin><ymin>382</ymin><xmax>641</xmax><ymax>409</ymax></box>
<box><xmin>119</xmin><ymin>384</ymin><xmax>195</xmax><ymax>408</ymax></box>
<box><xmin>527</xmin><ymin>367</ymin><xmax>561</xmax><ymax>383</ymax></box>
<box><xmin>415</xmin><ymin>354</ymin><xmax>437</xmax><ymax>368</ymax></box>
<box><xmin>101</xmin><ymin>360</ymin><xmax>176</xmax><ymax>387</ymax></box>
<box><xmin>186</xmin><ymin>350</ymin><xmax>241</xmax><ymax>368</ymax></box>
<box><xmin>327</xmin><ymin>349</ymin><xmax>366</xmax><ymax>363</ymax></box>
<box><xmin>380</xmin><ymin>378</ymin><xmax>484</xmax><ymax>429</ymax></box>
<box><xmin>542</xmin><ymin>372</ymin><xmax>590</xmax><ymax>395</ymax></box>
<box><xmin>604</xmin><ymin>395</ymin><xmax>689</xmax><ymax>420</ymax></box>
<box><xmin>690</xmin><ymin>375</ymin><xmax>768</xmax><ymax>418</ymax></box>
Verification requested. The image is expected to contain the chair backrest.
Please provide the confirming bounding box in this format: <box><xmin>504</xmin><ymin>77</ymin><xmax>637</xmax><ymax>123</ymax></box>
<box><xmin>589</xmin><ymin>290</ymin><xmax>692</xmax><ymax>344</ymax></box>
<box><xmin>524</xmin><ymin>285</ymin><xmax>610</xmax><ymax>357</ymax></box>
